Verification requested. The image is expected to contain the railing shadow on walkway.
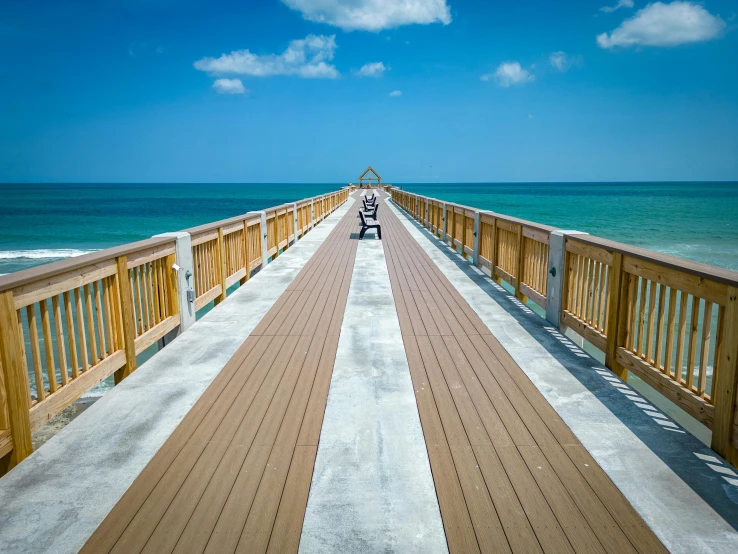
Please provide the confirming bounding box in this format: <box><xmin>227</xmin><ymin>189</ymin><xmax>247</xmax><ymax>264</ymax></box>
<box><xmin>397</xmin><ymin>209</ymin><xmax>738</xmax><ymax>531</ymax></box>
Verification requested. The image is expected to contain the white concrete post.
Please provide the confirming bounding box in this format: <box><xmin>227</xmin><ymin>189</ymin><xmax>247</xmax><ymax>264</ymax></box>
<box><xmin>546</xmin><ymin>230</ymin><xmax>588</xmax><ymax>330</ymax></box>
<box><xmin>472</xmin><ymin>211</ymin><xmax>481</xmax><ymax>266</ymax></box>
<box><xmin>292</xmin><ymin>203</ymin><xmax>299</xmax><ymax>244</ymax></box>
<box><xmin>258</xmin><ymin>211</ymin><xmax>269</xmax><ymax>266</ymax></box>
<box><xmin>153</xmin><ymin>232</ymin><xmax>195</xmax><ymax>347</ymax></box>
<box><xmin>441</xmin><ymin>203</ymin><xmax>447</xmax><ymax>242</ymax></box>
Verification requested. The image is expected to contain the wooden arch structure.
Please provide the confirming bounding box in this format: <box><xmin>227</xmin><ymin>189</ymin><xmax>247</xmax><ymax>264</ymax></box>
<box><xmin>358</xmin><ymin>167</ymin><xmax>381</xmax><ymax>188</ymax></box>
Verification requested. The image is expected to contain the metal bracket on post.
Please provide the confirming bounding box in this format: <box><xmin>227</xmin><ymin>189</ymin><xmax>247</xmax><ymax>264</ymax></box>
<box><xmin>441</xmin><ymin>203</ymin><xmax>447</xmax><ymax>242</ymax></box>
<box><xmin>292</xmin><ymin>203</ymin><xmax>299</xmax><ymax>244</ymax></box>
<box><xmin>546</xmin><ymin>230</ymin><xmax>588</xmax><ymax>330</ymax></box>
<box><xmin>472</xmin><ymin>211</ymin><xmax>481</xmax><ymax>266</ymax></box>
<box><xmin>153</xmin><ymin>232</ymin><xmax>196</xmax><ymax>347</ymax></box>
<box><xmin>258</xmin><ymin>211</ymin><xmax>269</xmax><ymax>266</ymax></box>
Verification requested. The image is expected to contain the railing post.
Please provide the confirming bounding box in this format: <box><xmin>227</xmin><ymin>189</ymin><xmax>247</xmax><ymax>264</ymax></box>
<box><xmin>472</xmin><ymin>211</ymin><xmax>481</xmax><ymax>266</ymax></box>
<box><xmin>215</xmin><ymin>228</ymin><xmax>227</xmax><ymax>305</ymax></box>
<box><xmin>154</xmin><ymin>232</ymin><xmax>196</xmax><ymax>344</ymax></box>
<box><xmin>545</xmin><ymin>230</ymin><xmax>588</xmax><ymax>329</ymax></box>
<box><xmin>292</xmin><ymin>203</ymin><xmax>299</xmax><ymax>245</ymax></box>
<box><xmin>259</xmin><ymin>211</ymin><xmax>269</xmax><ymax>266</ymax></box>
<box><xmin>514</xmin><ymin>225</ymin><xmax>525</xmax><ymax>301</ymax></box>
<box><xmin>605</xmin><ymin>252</ymin><xmax>628</xmax><ymax>380</ymax></box>
<box><xmin>425</xmin><ymin>198</ymin><xmax>430</xmax><ymax>229</ymax></box>
<box><xmin>442</xmin><ymin>203</ymin><xmax>447</xmax><ymax>242</ymax></box>
<box><xmin>712</xmin><ymin>286</ymin><xmax>738</xmax><ymax>464</ymax></box>
<box><xmin>0</xmin><ymin>290</ymin><xmax>32</xmax><ymax>472</ymax></box>
<box><xmin>114</xmin><ymin>256</ymin><xmax>137</xmax><ymax>385</ymax></box>
<box><xmin>310</xmin><ymin>199</ymin><xmax>315</xmax><ymax>229</ymax></box>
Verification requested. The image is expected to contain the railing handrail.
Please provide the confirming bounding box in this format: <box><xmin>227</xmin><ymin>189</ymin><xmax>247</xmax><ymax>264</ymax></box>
<box><xmin>567</xmin><ymin>233</ymin><xmax>738</xmax><ymax>288</ymax></box>
<box><xmin>0</xmin><ymin>236</ymin><xmax>175</xmax><ymax>294</ymax></box>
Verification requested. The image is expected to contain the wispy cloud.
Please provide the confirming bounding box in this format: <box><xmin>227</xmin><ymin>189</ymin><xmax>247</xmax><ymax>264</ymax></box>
<box><xmin>357</xmin><ymin>61</ymin><xmax>387</xmax><ymax>77</ymax></box>
<box><xmin>600</xmin><ymin>0</ymin><xmax>634</xmax><ymax>13</ymax></box>
<box><xmin>389</xmin><ymin>90</ymin><xmax>402</xmax><ymax>97</ymax></box>
<box><xmin>194</xmin><ymin>34</ymin><xmax>339</xmax><ymax>79</ymax></box>
<box><xmin>597</xmin><ymin>1</ymin><xmax>726</xmax><ymax>48</ymax></box>
<box><xmin>212</xmin><ymin>78</ymin><xmax>247</xmax><ymax>94</ymax></box>
<box><xmin>549</xmin><ymin>51</ymin><xmax>583</xmax><ymax>72</ymax></box>
<box><xmin>482</xmin><ymin>62</ymin><xmax>534</xmax><ymax>87</ymax></box>
<box><xmin>281</xmin><ymin>0</ymin><xmax>451</xmax><ymax>32</ymax></box>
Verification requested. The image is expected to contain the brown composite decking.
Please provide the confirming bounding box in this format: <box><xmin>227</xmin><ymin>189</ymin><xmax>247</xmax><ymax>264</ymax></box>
<box><xmin>378</xmin><ymin>192</ymin><xmax>667</xmax><ymax>554</ymax></box>
<box><xmin>80</xmin><ymin>190</ymin><xmax>667</xmax><ymax>554</ymax></box>
<box><xmin>81</xmin><ymin>201</ymin><xmax>359</xmax><ymax>554</ymax></box>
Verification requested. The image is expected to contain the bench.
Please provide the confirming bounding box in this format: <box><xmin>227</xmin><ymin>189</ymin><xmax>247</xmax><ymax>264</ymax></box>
<box><xmin>359</xmin><ymin>210</ymin><xmax>381</xmax><ymax>239</ymax></box>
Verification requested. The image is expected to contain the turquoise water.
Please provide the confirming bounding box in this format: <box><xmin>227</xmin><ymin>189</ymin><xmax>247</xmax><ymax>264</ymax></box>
<box><xmin>0</xmin><ymin>183</ymin><xmax>340</xmax><ymax>274</ymax></box>
<box><xmin>400</xmin><ymin>182</ymin><xmax>738</xmax><ymax>272</ymax></box>
<box><xmin>1</xmin><ymin>182</ymin><xmax>737</xmax><ymax>276</ymax></box>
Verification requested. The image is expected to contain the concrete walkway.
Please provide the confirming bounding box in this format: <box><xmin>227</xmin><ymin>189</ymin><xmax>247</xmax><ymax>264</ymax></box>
<box><xmin>299</xmin><ymin>221</ymin><xmax>447</xmax><ymax>553</ymax></box>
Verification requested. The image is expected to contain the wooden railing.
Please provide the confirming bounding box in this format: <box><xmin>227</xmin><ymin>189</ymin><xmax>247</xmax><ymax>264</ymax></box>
<box><xmin>390</xmin><ymin>187</ymin><xmax>738</xmax><ymax>465</ymax></box>
<box><xmin>0</xmin><ymin>187</ymin><xmax>350</xmax><ymax>473</ymax></box>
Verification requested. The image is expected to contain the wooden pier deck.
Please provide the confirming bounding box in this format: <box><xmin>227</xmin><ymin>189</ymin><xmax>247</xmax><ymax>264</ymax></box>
<box><xmin>79</xmin><ymin>192</ymin><xmax>667</xmax><ymax>553</ymax></box>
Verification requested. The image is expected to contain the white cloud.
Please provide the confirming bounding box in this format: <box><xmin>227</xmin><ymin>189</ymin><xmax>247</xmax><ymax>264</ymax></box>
<box><xmin>212</xmin><ymin>78</ymin><xmax>247</xmax><ymax>94</ymax></box>
<box><xmin>389</xmin><ymin>90</ymin><xmax>402</xmax><ymax>96</ymax></box>
<box><xmin>601</xmin><ymin>0</ymin><xmax>634</xmax><ymax>13</ymax></box>
<box><xmin>194</xmin><ymin>34</ymin><xmax>339</xmax><ymax>79</ymax></box>
<box><xmin>483</xmin><ymin>62</ymin><xmax>534</xmax><ymax>87</ymax></box>
<box><xmin>597</xmin><ymin>2</ymin><xmax>726</xmax><ymax>48</ymax></box>
<box><xmin>357</xmin><ymin>61</ymin><xmax>387</xmax><ymax>77</ymax></box>
<box><xmin>549</xmin><ymin>51</ymin><xmax>582</xmax><ymax>71</ymax></box>
<box><xmin>281</xmin><ymin>0</ymin><xmax>451</xmax><ymax>32</ymax></box>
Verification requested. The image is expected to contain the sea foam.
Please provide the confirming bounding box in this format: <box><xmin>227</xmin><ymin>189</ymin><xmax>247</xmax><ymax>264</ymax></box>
<box><xmin>0</xmin><ymin>249</ymin><xmax>97</xmax><ymax>260</ymax></box>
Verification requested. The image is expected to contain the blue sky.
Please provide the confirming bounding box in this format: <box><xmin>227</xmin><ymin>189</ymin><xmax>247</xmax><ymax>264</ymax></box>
<box><xmin>1</xmin><ymin>0</ymin><xmax>736</xmax><ymax>183</ymax></box>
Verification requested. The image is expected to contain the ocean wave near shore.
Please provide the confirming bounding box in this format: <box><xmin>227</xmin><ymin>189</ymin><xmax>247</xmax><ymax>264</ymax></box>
<box><xmin>0</xmin><ymin>248</ymin><xmax>97</xmax><ymax>260</ymax></box>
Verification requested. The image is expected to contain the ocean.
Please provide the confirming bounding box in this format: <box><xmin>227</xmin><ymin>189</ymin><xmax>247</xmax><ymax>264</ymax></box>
<box><xmin>2</xmin><ymin>182</ymin><xmax>736</xmax><ymax>276</ymax></box>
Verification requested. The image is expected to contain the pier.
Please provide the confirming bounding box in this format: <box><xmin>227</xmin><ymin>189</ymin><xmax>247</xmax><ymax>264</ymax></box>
<box><xmin>0</xmin><ymin>186</ymin><xmax>737</xmax><ymax>553</ymax></box>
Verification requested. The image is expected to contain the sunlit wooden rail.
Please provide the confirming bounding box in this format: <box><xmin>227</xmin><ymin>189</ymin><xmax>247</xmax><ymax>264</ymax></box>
<box><xmin>0</xmin><ymin>187</ymin><xmax>351</xmax><ymax>473</ymax></box>
<box><xmin>389</xmin><ymin>186</ymin><xmax>738</xmax><ymax>465</ymax></box>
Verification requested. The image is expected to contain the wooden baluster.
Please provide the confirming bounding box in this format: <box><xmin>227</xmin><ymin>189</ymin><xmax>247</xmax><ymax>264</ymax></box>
<box><xmin>0</xmin><ymin>291</ymin><xmax>33</xmax><ymax>472</ymax></box>
<box><xmin>114</xmin><ymin>256</ymin><xmax>137</xmax><ymax>385</ymax></box>
<box><xmin>151</xmin><ymin>259</ymin><xmax>161</xmax><ymax>324</ymax></box>
<box><xmin>654</xmin><ymin>285</ymin><xmax>666</xmax><ymax>370</ymax></box>
<box><xmin>93</xmin><ymin>280</ymin><xmax>107</xmax><ymax>356</ymax></box>
<box><xmin>645</xmin><ymin>281</ymin><xmax>657</xmax><ymax>364</ymax></box>
<box><xmin>241</xmin><ymin>221</ymin><xmax>251</xmax><ymax>285</ymax></box>
<box><xmin>51</xmin><ymin>295</ymin><xmax>68</xmax><ymax>386</ymax></box>
<box><xmin>26</xmin><ymin>305</ymin><xmax>45</xmax><ymax>401</ymax></box>
<box><xmin>40</xmin><ymin>298</ymin><xmax>57</xmax><ymax>393</ymax></box>
<box><xmin>686</xmin><ymin>296</ymin><xmax>701</xmax><ymax>391</ymax></box>
<box><xmin>664</xmin><ymin>288</ymin><xmax>677</xmax><ymax>377</ymax></box>
<box><xmin>165</xmin><ymin>254</ymin><xmax>178</xmax><ymax>319</ymax></box>
<box><xmin>697</xmin><ymin>302</ymin><xmax>713</xmax><ymax>397</ymax></box>
<box><xmin>711</xmin><ymin>287</ymin><xmax>738</xmax><ymax>464</ymax></box>
<box><xmin>674</xmin><ymin>292</ymin><xmax>689</xmax><ymax>384</ymax></box>
<box><xmin>63</xmin><ymin>291</ymin><xmax>79</xmax><ymax>379</ymax></box>
<box><xmin>636</xmin><ymin>278</ymin><xmax>647</xmax><ymax>357</ymax></box>
<box><xmin>74</xmin><ymin>288</ymin><xmax>89</xmax><ymax>372</ymax></box>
